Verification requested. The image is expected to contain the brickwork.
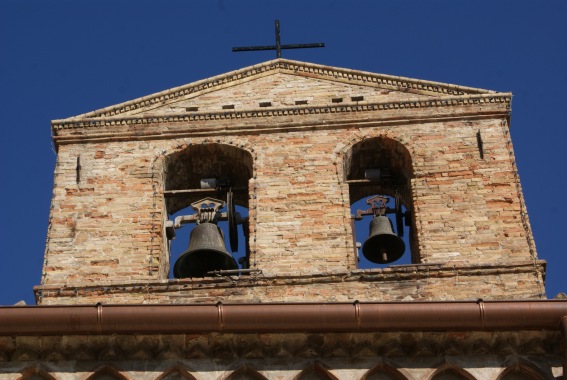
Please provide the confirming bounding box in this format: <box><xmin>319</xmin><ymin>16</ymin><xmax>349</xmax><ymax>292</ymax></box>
<box><xmin>7</xmin><ymin>59</ymin><xmax>559</xmax><ymax>380</ymax></box>
<box><xmin>37</xmin><ymin>262</ymin><xmax>543</xmax><ymax>305</ymax></box>
<box><xmin>37</xmin><ymin>59</ymin><xmax>543</xmax><ymax>303</ymax></box>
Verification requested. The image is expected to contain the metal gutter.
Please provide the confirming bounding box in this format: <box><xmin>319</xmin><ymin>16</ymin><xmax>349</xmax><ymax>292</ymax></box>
<box><xmin>1</xmin><ymin>300</ymin><xmax>566</xmax><ymax>336</ymax></box>
<box><xmin>561</xmin><ymin>315</ymin><xmax>567</xmax><ymax>376</ymax></box>
<box><xmin>1</xmin><ymin>300</ymin><xmax>566</xmax><ymax>375</ymax></box>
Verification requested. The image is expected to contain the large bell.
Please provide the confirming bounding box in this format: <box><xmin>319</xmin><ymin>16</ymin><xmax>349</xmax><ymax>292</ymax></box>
<box><xmin>362</xmin><ymin>215</ymin><xmax>405</xmax><ymax>264</ymax></box>
<box><xmin>174</xmin><ymin>223</ymin><xmax>238</xmax><ymax>278</ymax></box>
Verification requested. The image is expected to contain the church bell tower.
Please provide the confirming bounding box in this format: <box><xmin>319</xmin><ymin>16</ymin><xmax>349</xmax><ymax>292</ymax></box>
<box><xmin>36</xmin><ymin>59</ymin><xmax>545</xmax><ymax>305</ymax></box>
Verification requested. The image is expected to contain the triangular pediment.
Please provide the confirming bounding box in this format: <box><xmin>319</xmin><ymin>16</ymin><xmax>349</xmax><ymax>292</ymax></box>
<box><xmin>55</xmin><ymin>58</ymin><xmax>501</xmax><ymax>124</ymax></box>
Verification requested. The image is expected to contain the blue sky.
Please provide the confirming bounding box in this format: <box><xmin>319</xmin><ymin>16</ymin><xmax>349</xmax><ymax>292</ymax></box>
<box><xmin>0</xmin><ymin>1</ymin><xmax>565</xmax><ymax>305</ymax></box>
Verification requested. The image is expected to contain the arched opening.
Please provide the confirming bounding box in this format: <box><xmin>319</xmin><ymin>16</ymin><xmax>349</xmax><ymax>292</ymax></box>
<box><xmin>164</xmin><ymin>143</ymin><xmax>253</xmax><ymax>278</ymax></box>
<box><xmin>85</xmin><ymin>366</ymin><xmax>130</xmax><ymax>380</ymax></box>
<box><xmin>294</xmin><ymin>363</ymin><xmax>338</xmax><ymax>380</ymax></box>
<box><xmin>363</xmin><ymin>362</ymin><xmax>408</xmax><ymax>380</ymax></box>
<box><xmin>344</xmin><ymin>137</ymin><xmax>417</xmax><ymax>268</ymax></box>
<box><xmin>498</xmin><ymin>362</ymin><xmax>546</xmax><ymax>380</ymax></box>
<box><xmin>156</xmin><ymin>364</ymin><xmax>197</xmax><ymax>380</ymax></box>
<box><xmin>225</xmin><ymin>365</ymin><xmax>268</xmax><ymax>380</ymax></box>
<box><xmin>17</xmin><ymin>367</ymin><xmax>56</xmax><ymax>380</ymax></box>
<box><xmin>429</xmin><ymin>366</ymin><xmax>475</xmax><ymax>380</ymax></box>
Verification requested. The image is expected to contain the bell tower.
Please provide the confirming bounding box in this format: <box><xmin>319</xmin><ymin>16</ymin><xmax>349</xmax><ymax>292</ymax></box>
<box><xmin>36</xmin><ymin>59</ymin><xmax>545</xmax><ymax>304</ymax></box>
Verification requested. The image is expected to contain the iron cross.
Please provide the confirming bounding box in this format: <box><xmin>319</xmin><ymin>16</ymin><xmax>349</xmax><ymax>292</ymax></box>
<box><xmin>232</xmin><ymin>20</ymin><xmax>325</xmax><ymax>58</ymax></box>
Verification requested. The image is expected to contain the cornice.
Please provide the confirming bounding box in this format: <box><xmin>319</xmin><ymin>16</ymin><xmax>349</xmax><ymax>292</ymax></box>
<box><xmin>35</xmin><ymin>260</ymin><xmax>543</xmax><ymax>301</ymax></box>
<box><xmin>52</xmin><ymin>93</ymin><xmax>511</xmax><ymax>132</ymax></box>
<box><xmin>0</xmin><ymin>330</ymin><xmax>559</xmax><ymax>362</ymax></box>
<box><xmin>54</xmin><ymin>58</ymin><xmax>500</xmax><ymax>124</ymax></box>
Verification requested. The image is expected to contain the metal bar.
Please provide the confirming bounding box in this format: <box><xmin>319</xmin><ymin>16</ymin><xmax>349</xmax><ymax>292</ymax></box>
<box><xmin>232</xmin><ymin>45</ymin><xmax>277</xmax><ymax>52</ymax></box>
<box><xmin>281</xmin><ymin>43</ymin><xmax>325</xmax><ymax>50</ymax></box>
<box><xmin>173</xmin><ymin>214</ymin><xmax>199</xmax><ymax>228</ymax></box>
<box><xmin>389</xmin><ymin>262</ymin><xmax>445</xmax><ymax>268</ymax></box>
<box><xmin>345</xmin><ymin>179</ymin><xmax>405</xmax><ymax>185</ymax></box>
<box><xmin>207</xmin><ymin>269</ymin><xmax>262</xmax><ymax>276</ymax></box>
<box><xmin>477</xmin><ymin>130</ymin><xmax>484</xmax><ymax>159</ymax></box>
<box><xmin>561</xmin><ymin>316</ymin><xmax>567</xmax><ymax>378</ymax></box>
<box><xmin>232</xmin><ymin>43</ymin><xmax>325</xmax><ymax>53</ymax></box>
<box><xmin>164</xmin><ymin>187</ymin><xmax>247</xmax><ymax>198</ymax></box>
<box><xmin>275</xmin><ymin>20</ymin><xmax>281</xmax><ymax>58</ymax></box>
<box><xmin>231</xmin><ymin>19</ymin><xmax>324</xmax><ymax>58</ymax></box>
<box><xmin>350</xmin><ymin>215</ymin><xmax>359</xmax><ymax>267</ymax></box>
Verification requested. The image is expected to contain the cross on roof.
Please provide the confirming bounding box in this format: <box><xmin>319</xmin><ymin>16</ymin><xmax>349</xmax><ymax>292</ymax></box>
<box><xmin>232</xmin><ymin>20</ymin><xmax>325</xmax><ymax>58</ymax></box>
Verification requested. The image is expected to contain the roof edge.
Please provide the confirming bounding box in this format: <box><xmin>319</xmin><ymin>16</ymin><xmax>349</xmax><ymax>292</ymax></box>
<box><xmin>0</xmin><ymin>300</ymin><xmax>566</xmax><ymax>336</ymax></box>
<box><xmin>56</xmin><ymin>59</ymin><xmax>501</xmax><ymax>122</ymax></box>
<box><xmin>52</xmin><ymin>92</ymin><xmax>511</xmax><ymax>132</ymax></box>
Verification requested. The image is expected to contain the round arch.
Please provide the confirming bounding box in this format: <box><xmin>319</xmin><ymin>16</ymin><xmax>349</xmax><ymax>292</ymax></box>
<box><xmin>343</xmin><ymin>135</ymin><xmax>418</xmax><ymax>265</ymax></box>
<box><xmin>224</xmin><ymin>364</ymin><xmax>268</xmax><ymax>380</ymax></box>
<box><xmin>163</xmin><ymin>142</ymin><xmax>254</xmax><ymax>277</ymax></box>
<box><xmin>17</xmin><ymin>366</ymin><xmax>57</xmax><ymax>380</ymax></box>
<box><xmin>164</xmin><ymin>143</ymin><xmax>253</xmax><ymax>214</ymax></box>
<box><xmin>293</xmin><ymin>363</ymin><xmax>339</xmax><ymax>380</ymax></box>
<box><xmin>343</xmin><ymin>135</ymin><xmax>413</xmax><ymax>205</ymax></box>
<box><xmin>83</xmin><ymin>365</ymin><xmax>132</xmax><ymax>380</ymax></box>
<box><xmin>427</xmin><ymin>363</ymin><xmax>476</xmax><ymax>380</ymax></box>
<box><xmin>362</xmin><ymin>361</ymin><xmax>409</xmax><ymax>380</ymax></box>
<box><xmin>496</xmin><ymin>360</ymin><xmax>548</xmax><ymax>380</ymax></box>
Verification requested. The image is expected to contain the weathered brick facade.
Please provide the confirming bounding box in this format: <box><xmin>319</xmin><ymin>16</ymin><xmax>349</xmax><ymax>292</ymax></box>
<box><xmin>2</xmin><ymin>59</ymin><xmax>559</xmax><ymax>380</ymax></box>
<box><xmin>36</xmin><ymin>59</ymin><xmax>544</xmax><ymax>305</ymax></box>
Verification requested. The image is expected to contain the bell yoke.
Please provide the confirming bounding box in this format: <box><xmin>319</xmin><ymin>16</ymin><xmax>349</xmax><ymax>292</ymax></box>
<box><xmin>172</xmin><ymin>194</ymin><xmax>241</xmax><ymax>278</ymax></box>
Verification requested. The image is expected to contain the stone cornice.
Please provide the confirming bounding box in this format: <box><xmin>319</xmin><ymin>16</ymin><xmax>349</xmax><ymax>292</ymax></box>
<box><xmin>52</xmin><ymin>93</ymin><xmax>511</xmax><ymax>133</ymax></box>
<box><xmin>35</xmin><ymin>260</ymin><xmax>544</xmax><ymax>302</ymax></box>
<box><xmin>53</xmin><ymin>58</ymin><xmax>500</xmax><ymax>124</ymax></box>
<box><xmin>0</xmin><ymin>330</ymin><xmax>560</xmax><ymax>362</ymax></box>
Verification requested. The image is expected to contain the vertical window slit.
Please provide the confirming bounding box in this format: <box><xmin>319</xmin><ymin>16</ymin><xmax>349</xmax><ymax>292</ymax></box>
<box><xmin>476</xmin><ymin>130</ymin><xmax>484</xmax><ymax>159</ymax></box>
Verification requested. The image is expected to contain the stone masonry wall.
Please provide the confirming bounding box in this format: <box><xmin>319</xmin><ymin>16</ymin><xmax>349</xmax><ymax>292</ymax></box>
<box><xmin>37</xmin><ymin>261</ymin><xmax>545</xmax><ymax>305</ymax></box>
<box><xmin>41</xmin><ymin>65</ymin><xmax>541</xmax><ymax>303</ymax></box>
<box><xmin>43</xmin><ymin>141</ymin><xmax>166</xmax><ymax>286</ymax></box>
<box><xmin>40</xmin><ymin>112</ymin><xmax>542</xmax><ymax>302</ymax></box>
<box><xmin>0</xmin><ymin>331</ymin><xmax>562</xmax><ymax>379</ymax></box>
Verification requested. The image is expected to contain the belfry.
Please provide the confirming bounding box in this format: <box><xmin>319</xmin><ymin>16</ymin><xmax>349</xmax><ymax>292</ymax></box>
<box><xmin>2</xmin><ymin>59</ymin><xmax>566</xmax><ymax>379</ymax></box>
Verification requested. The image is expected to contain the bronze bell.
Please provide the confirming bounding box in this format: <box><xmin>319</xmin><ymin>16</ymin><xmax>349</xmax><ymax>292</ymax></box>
<box><xmin>173</xmin><ymin>222</ymin><xmax>238</xmax><ymax>278</ymax></box>
<box><xmin>362</xmin><ymin>215</ymin><xmax>405</xmax><ymax>264</ymax></box>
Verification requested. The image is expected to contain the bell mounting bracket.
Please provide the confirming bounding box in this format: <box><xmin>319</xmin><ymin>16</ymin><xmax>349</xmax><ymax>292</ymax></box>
<box><xmin>170</xmin><ymin>197</ymin><xmax>226</xmax><ymax>228</ymax></box>
<box><xmin>354</xmin><ymin>194</ymin><xmax>407</xmax><ymax>238</ymax></box>
<box><xmin>227</xmin><ymin>190</ymin><xmax>239</xmax><ymax>252</ymax></box>
<box><xmin>191</xmin><ymin>198</ymin><xmax>226</xmax><ymax>223</ymax></box>
<box><xmin>165</xmin><ymin>190</ymin><xmax>243</xmax><ymax>253</ymax></box>
<box><xmin>355</xmin><ymin>195</ymin><xmax>394</xmax><ymax>220</ymax></box>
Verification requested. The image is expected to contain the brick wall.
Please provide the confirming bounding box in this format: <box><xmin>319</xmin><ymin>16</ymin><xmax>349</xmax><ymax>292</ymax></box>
<box><xmin>37</xmin><ymin>60</ymin><xmax>544</xmax><ymax>304</ymax></box>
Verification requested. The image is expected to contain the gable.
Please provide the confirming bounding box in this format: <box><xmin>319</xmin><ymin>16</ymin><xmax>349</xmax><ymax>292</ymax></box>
<box><xmin>114</xmin><ymin>72</ymin><xmax>430</xmax><ymax>116</ymax></box>
<box><xmin>123</xmin><ymin>73</ymin><xmax>436</xmax><ymax>117</ymax></box>
<box><xmin>55</xmin><ymin>59</ymin><xmax>501</xmax><ymax>123</ymax></box>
